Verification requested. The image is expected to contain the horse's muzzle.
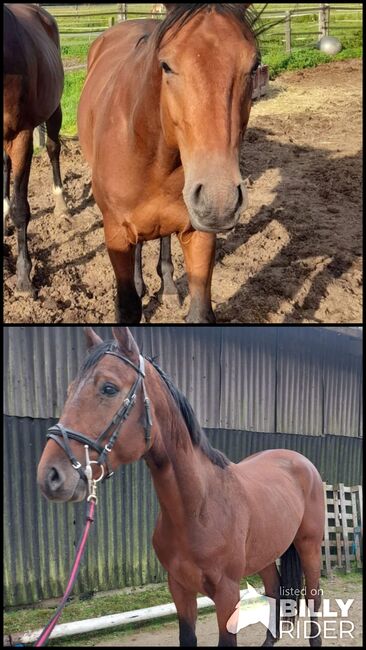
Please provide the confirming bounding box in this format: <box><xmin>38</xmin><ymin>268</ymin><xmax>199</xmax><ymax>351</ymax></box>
<box><xmin>184</xmin><ymin>178</ymin><xmax>248</xmax><ymax>233</ymax></box>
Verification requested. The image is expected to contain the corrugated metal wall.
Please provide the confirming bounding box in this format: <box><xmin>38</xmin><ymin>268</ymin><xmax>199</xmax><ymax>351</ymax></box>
<box><xmin>4</xmin><ymin>416</ymin><xmax>362</xmax><ymax>607</ymax></box>
<box><xmin>3</xmin><ymin>326</ymin><xmax>363</xmax><ymax>606</ymax></box>
<box><xmin>4</xmin><ymin>326</ymin><xmax>363</xmax><ymax>435</ymax></box>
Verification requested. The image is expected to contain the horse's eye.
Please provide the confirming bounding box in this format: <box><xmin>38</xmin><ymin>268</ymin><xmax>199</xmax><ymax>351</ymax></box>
<box><xmin>161</xmin><ymin>61</ymin><xmax>173</xmax><ymax>74</ymax></box>
<box><xmin>101</xmin><ymin>383</ymin><xmax>119</xmax><ymax>396</ymax></box>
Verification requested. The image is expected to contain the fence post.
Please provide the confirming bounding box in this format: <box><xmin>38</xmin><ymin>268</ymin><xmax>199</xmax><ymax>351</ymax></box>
<box><xmin>326</xmin><ymin>4</ymin><xmax>330</xmax><ymax>37</ymax></box>
<box><xmin>117</xmin><ymin>3</ymin><xmax>127</xmax><ymax>22</ymax></box>
<box><xmin>285</xmin><ymin>11</ymin><xmax>291</xmax><ymax>54</ymax></box>
<box><xmin>319</xmin><ymin>3</ymin><xmax>328</xmax><ymax>38</ymax></box>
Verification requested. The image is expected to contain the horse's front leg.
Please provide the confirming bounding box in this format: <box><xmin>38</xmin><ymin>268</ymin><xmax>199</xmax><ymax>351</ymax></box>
<box><xmin>8</xmin><ymin>130</ymin><xmax>34</xmax><ymax>294</ymax></box>
<box><xmin>213</xmin><ymin>578</ymin><xmax>240</xmax><ymax>646</ymax></box>
<box><xmin>107</xmin><ymin>242</ymin><xmax>142</xmax><ymax>323</ymax></box>
<box><xmin>179</xmin><ymin>230</ymin><xmax>216</xmax><ymax>323</ymax></box>
<box><xmin>168</xmin><ymin>574</ymin><xmax>198</xmax><ymax>647</ymax></box>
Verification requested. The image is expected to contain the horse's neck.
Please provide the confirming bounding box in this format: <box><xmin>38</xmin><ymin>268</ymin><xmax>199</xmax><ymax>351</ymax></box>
<box><xmin>146</xmin><ymin>414</ymin><xmax>210</xmax><ymax>526</ymax></box>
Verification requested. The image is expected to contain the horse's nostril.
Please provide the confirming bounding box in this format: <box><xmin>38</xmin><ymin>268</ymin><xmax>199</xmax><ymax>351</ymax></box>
<box><xmin>47</xmin><ymin>466</ymin><xmax>64</xmax><ymax>492</ymax></box>
<box><xmin>192</xmin><ymin>183</ymin><xmax>203</xmax><ymax>206</ymax></box>
<box><xmin>236</xmin><ymin>184</ymin><xmax>244</xmax><ymax>211</ymax></box>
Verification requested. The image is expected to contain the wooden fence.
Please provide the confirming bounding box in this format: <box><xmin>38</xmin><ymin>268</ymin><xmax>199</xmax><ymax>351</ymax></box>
<box><xmin>322</xmin><ymin>483</ymin><xmax>363</xmax><ymax>576</ymax></box>
<box><xmin>38</xmin><ymin>4</ymin><xmax>362</xmax><ymax>52</ymax></box>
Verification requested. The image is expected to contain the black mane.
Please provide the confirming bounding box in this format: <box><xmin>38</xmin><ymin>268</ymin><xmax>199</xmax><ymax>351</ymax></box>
<box><xmin>147</xmin><ymin>357</ymin><xmax>229</xmax><ymax>469</ymax></box>
<box><xmin>80</xmin><ymin>341</ymin><xmax>229</xmax><ymax>469</ymax></box>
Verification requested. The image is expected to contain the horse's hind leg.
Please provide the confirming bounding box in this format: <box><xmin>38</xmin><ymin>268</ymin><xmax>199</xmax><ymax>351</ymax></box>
<box><xmin>134</xmin><ymin>242</ymin><xmax>146</xmax><ymax>298</ymax></box>
<box><xmin>8</xmin><ymin>130</ymin><xmax>34</xmax><ymax>294</ymax></box>
<box><xmin>259</xmin><ymin>563</ymin><xmax>281</xmax><ymax>646</ymax></box>
<box><xmin>45</xmin><ymin>105</ymin><xmax>69</xmax><ymax>217</ymax></box>
<box><xmin>157</xmin><ymin>236</ymin><xmax>179</xmax><ymax>307</ymax></box>
<box><xmin>168</xmin><ymin>574</ymin><xmax>198</xmax><ymax>646</ymax></box>
<box><xmin>3</xmin><ymin>150</ymin><xmax>11</xmax><ymax>230</ymax></box>
<box><xmin>294</xmin><ymin>539</ymin><xmax>322</xmax><ymax>647</ymax></box>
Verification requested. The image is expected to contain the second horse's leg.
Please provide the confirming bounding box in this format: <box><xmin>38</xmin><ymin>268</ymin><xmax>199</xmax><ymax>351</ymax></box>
<box><xmin>134</xmin><ymin>242</ymin><xmax>147</xmax><ymax>298</ymax></box>
<box><xmin>3</xmin><ymin>149</ymin><xmax>11</xmax><ymax>230</ymax></box>
<box><xmin>45</xmin><ymin>105</ymin><xmax>69</xmax><ymax>217</ymax></box>
<box><xmin>9</xmin><ymin>130</ymin><xmax>34</xmax><ymax>294</ymax></box>
<box><xmin>157</xmin><ymin>235</ymin><xmax>179</xmax><ymax>306</ymax></box>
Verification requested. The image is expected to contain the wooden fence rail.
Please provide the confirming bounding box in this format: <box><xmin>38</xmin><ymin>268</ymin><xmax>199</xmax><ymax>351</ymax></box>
<box><xmin>322</xmin><ymin>483</ymin><xmax>363</xmax><ymax>576</ymax></box>
<box><xmin>39</xmin><ymin>4</ymin><xmax>362</xmax><ymax>54</ymax></box>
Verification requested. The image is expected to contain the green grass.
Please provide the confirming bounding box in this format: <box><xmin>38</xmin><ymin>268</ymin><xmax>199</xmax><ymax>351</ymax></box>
<box><xmin>262</xmin><ymin>41</ymin><xmax>362</xmax><ymax>79</ymax></box>
<box><xmin>61</xmin><ymin>69</ymin><xmax>86</xmax><ymax>136</ymax></box>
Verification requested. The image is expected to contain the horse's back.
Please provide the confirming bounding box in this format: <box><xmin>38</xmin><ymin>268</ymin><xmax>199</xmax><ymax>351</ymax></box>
<box><xmin>78</xmin><ymin>20</ymin><xmax>157</xmax><ymax>164</ymax></box>
<box><xmin>236</xmin><ymin>448</ymin><xmax>323</xmax><ymax>498</ymax></box>
<box><xmin>4</xmin><ymin>4</ymin><xmax>64</xmax><ymax>131</ymax></box>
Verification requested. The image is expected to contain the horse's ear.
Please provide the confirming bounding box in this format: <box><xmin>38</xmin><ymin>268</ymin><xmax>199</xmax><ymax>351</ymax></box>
<box><xmin>112</xmin><ymin>327</ymin><xmax>140</xmax><ymax>363</ymax></box>
<box><xmin>84</xmin><ymin>327</ymin><xmax>103</xmax><ymax>349</ymax></box>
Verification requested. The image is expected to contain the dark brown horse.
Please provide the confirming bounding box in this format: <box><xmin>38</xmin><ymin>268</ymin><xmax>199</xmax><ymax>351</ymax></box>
<box><xmin>3</xmin><ymin>3</ymin><xmax>68</xmax><ymax>294</ymax></box>
<box><xmin>78</xmin><ymin>4</ymin><xmax>262</xmax><ymax>323</ymax></box>
<box><xmin>37</xmin><ymin>327</ymin><xmax>325</xmax><ymax>647</ymax></box>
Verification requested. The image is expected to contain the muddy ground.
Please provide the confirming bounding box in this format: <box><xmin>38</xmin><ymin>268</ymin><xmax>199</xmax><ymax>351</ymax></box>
<box><xmin>95</xmin><ymin>578</ymin><xmax>362</xmax><ymax>647</ymax></box>
<box><xmin>4</xmin><ymin>60</ymin><xmax>362</xmax><ymax>324</ymax></box>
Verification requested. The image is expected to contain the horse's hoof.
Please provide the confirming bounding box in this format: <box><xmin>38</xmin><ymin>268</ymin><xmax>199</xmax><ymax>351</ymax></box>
<box><xmin>159</xmin><ymin>293</ymin><xmax>181</xmax><ymax>310</ymax></box>
<box><xmin>14</xmin><ymin>287</ymin><xmax>36</xmax><ymax>299</ymax></box>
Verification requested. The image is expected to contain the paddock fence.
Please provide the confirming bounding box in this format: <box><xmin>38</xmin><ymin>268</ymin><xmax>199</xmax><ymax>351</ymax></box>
<box><xmin>322</xmin><ymin>483</ymin><xmax>363</xmax><ymax>576</ymax></box>
<box><xmin>38</xmin><ymin>3</ymin><xmax>363</xmax><ymax>54</ymax></box>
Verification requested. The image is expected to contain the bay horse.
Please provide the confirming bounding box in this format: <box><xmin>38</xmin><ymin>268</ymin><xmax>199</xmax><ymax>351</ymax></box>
<box><xmin>78</xmin><ymin>4</ymin><xmax>261</xmax><ymax>323</ymax></box>
<box><xmin>37</xmin><ymin>327</ymin><xmax>325</xmax><ymax>647</ymax></box>
<box><xmin>3</xmin><ymin>3</ymin><xmax>68</xmax><ymax>294</ymax></box>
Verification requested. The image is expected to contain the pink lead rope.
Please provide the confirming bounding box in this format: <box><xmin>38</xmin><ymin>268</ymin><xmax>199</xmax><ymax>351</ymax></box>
<box><xmin>35</xmin><ymin>447</ymin><xmax>103</xmax><ymax>646</ymax></box>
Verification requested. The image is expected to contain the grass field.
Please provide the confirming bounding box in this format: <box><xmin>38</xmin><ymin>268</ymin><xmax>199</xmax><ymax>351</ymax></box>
<box><xmin>39</xmin><ymin>3</ymin><xmax>362</xmax><ymax>136</ymax></box>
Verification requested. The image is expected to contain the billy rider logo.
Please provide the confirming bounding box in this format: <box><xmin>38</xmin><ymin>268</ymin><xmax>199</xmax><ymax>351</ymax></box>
<box><xmin>226</xmin><ymin>583</ymin><xmax>355</xmax><ymax>641</ymax></box>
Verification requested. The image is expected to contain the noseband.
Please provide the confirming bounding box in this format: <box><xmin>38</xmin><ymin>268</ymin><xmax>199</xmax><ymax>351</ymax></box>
<box><xmin>47</xmin><ymin>351</ymin><xmax>152</xmax><ymax>484</ymax></box>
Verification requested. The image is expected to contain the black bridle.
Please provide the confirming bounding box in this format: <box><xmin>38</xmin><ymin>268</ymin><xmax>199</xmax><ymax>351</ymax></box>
<box><xmin>47</xmin><ymin>351</ymin><xmax>152</xmax><ymax>484</ymax></box>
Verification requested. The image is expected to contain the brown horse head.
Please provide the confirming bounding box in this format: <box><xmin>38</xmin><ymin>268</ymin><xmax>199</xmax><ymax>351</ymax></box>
<box><xmin>37</xmin><ymin>327</ymin><xmax>152</xmax><ymax>502</ymax></box>
<box><xmin>158</xmin><ymin>4</ymin><xmax>258</xmax><ymax>232</ymax></box>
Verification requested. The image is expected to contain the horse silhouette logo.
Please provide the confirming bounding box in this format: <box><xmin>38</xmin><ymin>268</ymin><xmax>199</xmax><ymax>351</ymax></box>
<box><xmin>226</xmin><ymin>583</ymin><xmax>277</xmax><ymax>636</ymax></box>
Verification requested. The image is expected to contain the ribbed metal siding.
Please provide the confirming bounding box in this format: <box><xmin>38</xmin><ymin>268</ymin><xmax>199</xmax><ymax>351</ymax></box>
<box><xmin>4</xmin><ymin>326</ymin><xmax>362</xmax><ymax>436</ymax></box>
<box><xmin>220</xmin><ymin>327</ymin><xmax>276</xmax><ymax>432</ymax></box>
<box><xmin>323</xmin><ymin>343</ymin><xmax>362</xmax><ymax>437</ymax></box>
<box><xmin>4</xmin><ymin>326</ymin><xmax>221</xmax><ymax>428</ymax></box>
<box><xmin>4</xmin><ymin>416</ymin><xmax>362</xmax><ymax>607</ymax></box>
<box><xmin>205</xmin><ymin>429</ymin><xmax>362</xmax><ymax>486</ymax></box>
<box><xmin>276</xmin><ymin>328</ymin><xmax>323</xmax><ymax>435</ymax></box>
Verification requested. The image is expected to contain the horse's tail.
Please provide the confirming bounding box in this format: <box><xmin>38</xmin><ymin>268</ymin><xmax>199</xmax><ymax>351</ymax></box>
<box><xmin>280</xmin><ymin>543</ymin><xmax>303</xmax><ymax>622</ymax></box>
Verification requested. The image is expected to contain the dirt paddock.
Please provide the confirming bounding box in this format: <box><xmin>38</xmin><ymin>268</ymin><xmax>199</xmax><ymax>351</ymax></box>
<box><xmin>4</xmin><ymin>60</ymin><xmax>362</xmax><ymax>324</ymax></box>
